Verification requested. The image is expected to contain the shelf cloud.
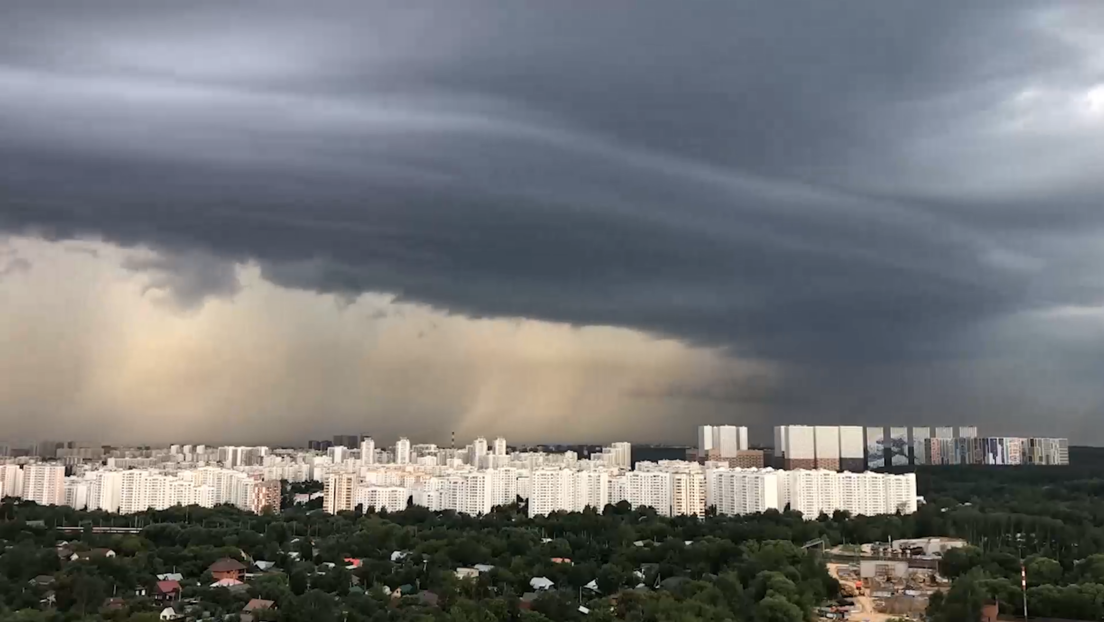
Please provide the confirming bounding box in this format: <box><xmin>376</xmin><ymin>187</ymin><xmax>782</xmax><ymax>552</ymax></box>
<box><xmin>1</xmin><ymin>2</ymin><xmax>1103</xmax><ymax>443</ymax></box>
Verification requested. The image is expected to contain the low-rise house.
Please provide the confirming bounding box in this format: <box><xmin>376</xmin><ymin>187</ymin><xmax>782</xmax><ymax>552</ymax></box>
<box><xmin>455</xmin><ymin>568</ymin><xmax>479</xmax><ymax>580</ymax></box>
<box><xmin>71</xmin><ymin>548</ymin><xmax>116</xmax><ymax>562</ymax></box>
<box><xmin>155</xmin><ymin>580</ymin><xmax>181</xmax><ymax>602</ymax></box>
<box><xmin>530</xmin><ymin>577</ymin><xmax>554</xmax><ymax>591</ymax></box>
<box><xmin>208</xmin><ymin>558</ymin><xmax>246</xmax><ymax>582</ymax></box>
<box><xmin>241</xmin><ymin>598</ymin><xmax>276</xmax><ymax>622</ymax></box>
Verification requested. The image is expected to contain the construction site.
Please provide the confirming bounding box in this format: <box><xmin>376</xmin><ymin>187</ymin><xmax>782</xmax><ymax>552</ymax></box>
<box><xmin>816</xmin><ymin>538</ymin><xmax>962</xmax><ymax>621</ymax></box>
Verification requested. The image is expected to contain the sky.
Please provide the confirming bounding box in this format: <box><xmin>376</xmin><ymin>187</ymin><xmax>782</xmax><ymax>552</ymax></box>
<box><xmin>1</xmin><ymin>1</ymin><xmax>1103</xmax><ymax>446</ymax></box>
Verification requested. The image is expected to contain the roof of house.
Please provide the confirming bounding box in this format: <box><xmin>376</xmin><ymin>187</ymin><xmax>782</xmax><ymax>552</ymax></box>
<box><xmin>156</xmin><ymin>580</ymin><xmax>181</xmax><ymax>594</ymax></box>
<box><xmin>529</xmin><ymin>577</ymin><xmax>555</xmax><ymax>590</ymax></box>
<box><xmin>210</xmin><ymin>578</ymin><xmax>244</xmax><ymax>588</ymax></box>
<box><xmin>73</xmin><ymin>548</ymin><xmax>115</xmax><ymax>560</ymax></box>
<box><xmin>157</xmin><ymin>573</ymin><xmax>184</xmax><ymax>582</ymax></box>
<box><xmin>455</xmin><ymin>567</ymin><xmax>479</xmax><ymax>576</ymax></box>
<box><xmin>417</xmin><ymin>591</ymin><xmax>440</xmax><ymax>607</ymax></box>
<box><xmin>243</xmin><ymin>599</ymin><xmax>275</xmax><ymax>611</ymax></box>
<box><xmin>208</xmin><ymin>558</ymin><xmax>246</xmax><ymax>573</ymax></box>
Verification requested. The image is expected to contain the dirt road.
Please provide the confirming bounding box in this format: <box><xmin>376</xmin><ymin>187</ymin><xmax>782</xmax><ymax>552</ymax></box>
<box><xmin>825</xmin><ymin>562</ymin><xmax>896</xmax><ymax>622</ymax></box>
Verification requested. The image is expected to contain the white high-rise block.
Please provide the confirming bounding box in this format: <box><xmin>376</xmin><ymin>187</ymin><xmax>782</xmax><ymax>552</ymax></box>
<box><xmin>395</xmin><ymin>438</ymin><xmax>411</xmax><ymax>465</ymax></box>
<box><xmin>0</xmin><ymin>464</ymin><xmax>24</xmax><ymax>499</ymax></box>
<box><xmin>574</xmin><ymin>470</ymin><xmax>610</xmax><ymax>511</ymax></box>
<box><xmin>698</xmin><ymin>425</ymin><xmax>714</xmax><ymax>453</ymax></box>
<box><xmin>528</xmin><ymin>469</ymin><xmax>576</xmax><ymax>517</ymax></box>
<box><xmin>489</xmin><ymin>467</ymin><xmax>519</xmax><ymax>507</ymax></box>
<box><xmin>21</xmin><ymin>464</ymin><xmax>65</xmax><ymax>506</ymax></box>
<box><xmin>715</xmin><ymin>426</ymin><xmax>749</xmax><ymax>457</ymax></box>
<box><xmin>626</xmin><ymin>471</ymin><xmax>672</xmax><ymax>516</ymax></box>
<box><xmin>706</xmin><ymin>467</ymin><xmax>780</xmax><ymax>515</ymax></box>
<box><xmin>610</xmin><ymin>442</ymin><xmax>632</xmax><ymax>469</ymax></box>
<box><xmin>323</xmin><ymin>472</ymin><xmax>358</xmax><ymax>514</ymax></box>
<box><xmin>814</xmin><ymin>426</ymin><xmax>841</xmax><ymax>461</ymax></box>
<box><xmin>671</xmin><ymin>471</ymin><xmax>706</xmax><ymax>516</ymax></box>
<box><xmin>63</xmin><ymin>477</ymin><xmax>91</xmax><ymax>510</ymax></box>
<box><xmin>355</xmin><ymin>486</ymin><xmax>408</xmax><ymax>512</ymax></box>
<box><xmin>473</xmin><ymin>438</ymin><xmax>489</xmax><ymax>468</ymax></box>
<box><xmin>706</xmin><ymin>467</ymin><xmax>914</xmax><ymax>520</ymax></box>
<box><xmin>360</xmin><ymin>437</ymin><xmax>376</xmax><ymax>466</ymax></box>
<box><xmin>839</xmin><ymin>426</ymin><xmax>865</xmax><ymax>461</ymax></box>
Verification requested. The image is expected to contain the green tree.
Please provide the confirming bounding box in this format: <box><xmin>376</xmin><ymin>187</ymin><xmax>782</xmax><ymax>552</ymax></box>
<box><xmin>1024</xmin><ymin>555</ymin><xmax>1062</xmax><ymax>586</ymax></box>
<box><xmin>753</xmin><ymin>595</ymin><xmax>804</xmax><ymax>622</ymax></box>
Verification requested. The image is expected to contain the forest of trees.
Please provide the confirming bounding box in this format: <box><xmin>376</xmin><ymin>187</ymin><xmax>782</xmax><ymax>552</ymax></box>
<box><xmin>3</xmin><ymin>447</ymin><xmax>1104</xmax><ymax>622</ymax></box>
<box><xmin>916</xmin><ymin>448</ymin><xmax>1104</xmax><ymax>621</ymax></box>
<box><xmin>0</xmin><ymin>499</ymin><xmax>842</xmax><ymax>622</ymax></box>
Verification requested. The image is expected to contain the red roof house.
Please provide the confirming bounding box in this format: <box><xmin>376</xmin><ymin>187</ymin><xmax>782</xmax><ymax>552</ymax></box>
<box><xmin>208</xmin><ymin>558</ymin><xmax>246</xmax><ymax>583</ymax></box>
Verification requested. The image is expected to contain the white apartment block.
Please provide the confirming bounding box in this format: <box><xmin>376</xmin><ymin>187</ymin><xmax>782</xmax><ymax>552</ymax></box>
<box><xmin>263</xmin><ymin>462</ymin><xmax>313</xmax><ymax>483</ymax></box>
<box><xmin>703</xmin><ymin>467</ymin><xmax>916</xmax><ymax>520</ymax></box>
<box><xmin>354</xmin><ymin>485</ymin><xmax>407</xmax><ymax>512</ymax></box>
<box><xmin>783</xmin><ymin>469</ymin><xmax>917</xmax><ymax>519</ymax></box>
<box><xmin>626</xmin><ymin>471</ymin><xmax>673</xmax><ymax>516</ymax></box>
<box><xmin>395</xmin><ymin>438</ymin><xmax>411</xmax><ymax>465</ymax></box>
<box><xmin>0</xmin><ymin>464</ymin><xmax>24</xmax><ymax>499</ymax></box>
<box><xmin>473</xmin><ymin>438</ymin><xmax>488</xmax><ymax>468</ymax></box>
<box><xmin>671</xmin><ymin>471</ymin><xmax>706</xmax><ymax>517</ymax></box>
<box><xmin>489</xmin><ymin>467</ymin><xmax>519</xmax><ymax>507</ymax></box>
<box><xmin>839</xmin><ymin>426</ymin><xmax>865</xmax><ymax>465</ymax></box>
<box><xmin>574</xmin><ymin>470</ymin><xmax>610</xmax><ymax>512</ymax></box>
<box><xmin>609</xmin><ymin>474</ymin><xmax>628</xmax><ymax>507</ymax></box>
<box><xmin>360</xmin><ymin>438</ymin><xmax>376</xmax><ymax>466</ymax></box>
<box><xmin>103</xmin><ymin>467</ymin><xmax>254</xmax><ymax>513</ymax></box>
<box><xmin>22</xmin><ymin>464</ymin><xmax>65</xmax><ymax>506</ymax></box>
<box><xmin>698</xmin><ymin>425</ymin><xmax>715</xmax><ymax>453</ymax></box>
<box><xmin>63</xmin><ymin>477</ymin><xmax>91</xmax><ymax>510</ymax></box>
<box><xmin>406</xmin><ymin>469</ymin><xmax>517</xmax><ymax>515</ymax></box>
<box><xmin>323</xmin><ymin>472</ymin><xmax>358</xmax><ymax>514</ymax></box>
<box><xmin>706</xmin><ymin>467</ymin><xmax>780</xmax><ymax>515</ymax></box>
<box><xmin>86</xmin><ymin>470</ymin><xmax>122</xmax><ymax>512</ymax></box>
<box><xmin>699</xmin><ymin>425</ymin><xmax>750</xmax><ymax>457</ymax></box>
<box><xmin>528</xmin><ymin>468</ymin><xmax>577</xmax><ymax>517</ymax></box>
<box><xmin>449</xmin><ymin>472</ymin><xmax>492</xmax><ymax>515</ymax></box>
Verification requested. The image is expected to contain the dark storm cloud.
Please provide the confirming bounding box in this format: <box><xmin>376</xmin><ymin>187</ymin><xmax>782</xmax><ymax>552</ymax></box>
<box><xmin>1</xmin><ymin>1</ymin><xmax>1103</xmax><ymax>430</ymax></box>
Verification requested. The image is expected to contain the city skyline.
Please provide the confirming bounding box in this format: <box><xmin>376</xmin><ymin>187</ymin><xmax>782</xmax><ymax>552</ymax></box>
<box><xmin>3</xmin><ymin>435</ymin><xmax>921</xmax><ymax>522</ymax></box>
<box><xmin>0</xmin><ymin>420</ymin><xmax>1078</xmax><ymax>453</ymax></box>
<box><xmin>3</xmin><ymin>2</ymin><xmax>1104</xmax><ymax>443</ymax></box>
